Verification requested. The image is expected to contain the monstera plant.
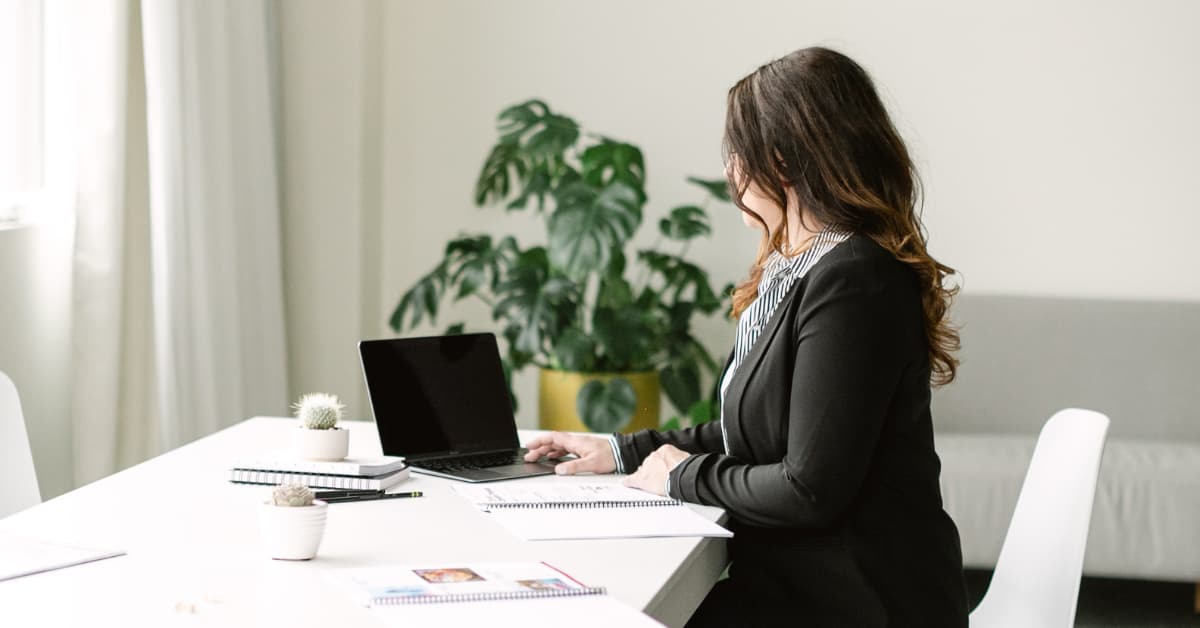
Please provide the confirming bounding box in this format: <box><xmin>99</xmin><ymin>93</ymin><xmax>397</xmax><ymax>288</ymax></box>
<box><xmin>390</xmin><ymin>100</ymin><xmax>730</xmax><ymax>433</ymax></box>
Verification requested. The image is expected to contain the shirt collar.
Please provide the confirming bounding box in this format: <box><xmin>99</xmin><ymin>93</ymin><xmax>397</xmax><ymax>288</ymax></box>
<box><xmin>764</xmin><ymin>227</ymin><xmax>848</xmax><ymax>276</ymax></box>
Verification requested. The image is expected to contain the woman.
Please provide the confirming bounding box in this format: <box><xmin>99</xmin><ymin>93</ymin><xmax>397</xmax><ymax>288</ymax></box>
<box><xmin>524</xmin><ymin>46</ymin><xmax>968</xmax><ymax>627</ymax></box>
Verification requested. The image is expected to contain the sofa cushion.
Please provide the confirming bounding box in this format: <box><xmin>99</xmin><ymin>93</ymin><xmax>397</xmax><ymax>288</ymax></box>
<box><xmin>931</xmin><ymin>295</ymin><xmax>1200</xmax><ymax>440</ymax></box>
<box><xmin>937</xmin><ymin>433</ymin><xmax>1200</xmax><ymax>581</ymax></box>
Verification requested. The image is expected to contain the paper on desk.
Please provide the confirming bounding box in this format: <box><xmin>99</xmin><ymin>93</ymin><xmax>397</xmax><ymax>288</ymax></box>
<box><xmin>0</xmin><ymin>534</ymin><xmax>125</xmax><ymax>582</ymax></box>
<box><xmin>453</xmin><ymin>483</ymin><xmax>679</xmax><ymax>509</ymax></box>
<box><xmin>487</xmin><ymin>505</ymin><xmax>733</xmax><ymax>541</ymax></box>
<box><xmin>452</xmin><ymin>483</ymin><xmax>731</xmax><ymax>540</ymax></box>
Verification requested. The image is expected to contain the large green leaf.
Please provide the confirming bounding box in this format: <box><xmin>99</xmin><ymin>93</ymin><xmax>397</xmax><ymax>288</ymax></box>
<box><xmin>581</xmin><ymin>139</ymin><xmax>646</xmax><ymax>204</ymax></box>
<box><xmin>475</xmin><ymin>141</ymin><xmax>525</xmax><ymax>206</ymax></box>
<box><xmin>576</xmin><ymin>378</ymin><xmax>636</xmax><ymax>433</ymax></box>
<box><xmin>445</xmin><ymin>235</ymin><xmax>518</xmax><ymax>299</ymax></box>
<box><xmin>492</xmin><ymin>248</ymin><xmax>579</xmax><ymax>356</ymax></box>
<box><xmin>501</xmin><ymin>323</ymin><xmax>535</xmax><ymax>371</ymax></box>
<box><xmin>506</xmin><ymin>162</ymin><xmax>552</xmax><ymax>211</ymax></box>
<box><xmin>688</xmin><ymin>398</ymin><xmax>718</xmax><ymax>425</ymax></box>
<box><xmin>477</xmin><ymin>100</ymin><xmax>580</xmax><ymax>210</ymax></box>
<box><xmin>660</xmin><ymin>360</ymin><xmax>701</xmax><ymax>418</ymax></box>
<box><xmin>389</xmin><ymin>263</ymin><xmax>447</xmax><ymax>331</ymax></box>
<box><xmin>595</xmin><ymin>274</ymin><xmax>633</xmax><ymax>311</ymax></box>
<box><xmin>686</xmin><ymin>176</ymin><xmax>732</xmax><ymax>202</ymax></box>
<box><xmin>526</xmin><ymin>113</ymin><xmax>579</xmax><ymax>158</ymax></box>
<box><xmin>500</xmin><ymin>357</ymin><xmax>519</xmax><ymax>414</ymax></box>
<box><xmin>548</xmin><ymin>181</ymin><xmax>641</xmax><ymax>280</ymax></box>
<box><xmin>605</xmin><ymin>248</ymin><xmax>626</xmax><ymax>277</ymax></box>
<box><xmin>592</xmin><ymin>305</ymin><xmax>661</xmax><ymax>371</ymax></box>
<box><xmin>497</xmin><ymin>100</ymin><xmax>548</xmax><ymax>145</ymax></box>
<box><xmin>663</xmin><ymin>303</ymin><xmax>719</xmax><ymax>374</ymax></box>
<box><xmin>658</xmin><ymin>205</ymin><xmax>711</xmax><ymax>241</ymax></box>
<box><xmin>637</xmin><ymin>250</ymin><xmax>721</xmax><ymax>312</ymax></box>
<box><xmin>551</xmin><ymin>327</ymin><xmax>596</xmax><ymax>372</ymax></box>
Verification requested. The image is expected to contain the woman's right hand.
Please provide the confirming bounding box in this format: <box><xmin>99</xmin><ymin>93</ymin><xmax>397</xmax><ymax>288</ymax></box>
<box><xmin>523</xmin><ymin>432</ymin><xmax>616</xmax><ymax>475</ymax></box>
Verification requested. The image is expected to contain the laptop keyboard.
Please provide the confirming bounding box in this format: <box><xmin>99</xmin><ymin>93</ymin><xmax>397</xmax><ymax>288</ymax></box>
<box><xmin>419</xmin><ymin>449</ymin><xmax>530</xmax><ymax>472</ymax></box>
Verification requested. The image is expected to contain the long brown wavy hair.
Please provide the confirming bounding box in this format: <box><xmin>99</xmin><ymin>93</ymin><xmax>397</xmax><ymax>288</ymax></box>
<box><xmin>724</xmin><ymin>46</ymin><xmax>960</xmax><ymax>386</ymax></box>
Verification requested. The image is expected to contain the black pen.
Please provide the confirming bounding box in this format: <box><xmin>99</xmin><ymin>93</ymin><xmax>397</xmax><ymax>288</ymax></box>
<box><xmin>313</xmin><ymin>489</ymin><xmax>382</xmax><ymax>499</ymax></box>
<box><xmin>321</xmin><ymin>491</ymin><xmax>423</xmax><ymax>504</ymax></box>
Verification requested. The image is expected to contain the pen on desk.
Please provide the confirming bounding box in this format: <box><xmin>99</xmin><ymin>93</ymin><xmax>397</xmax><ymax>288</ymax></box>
<box><xmin>321</xmin><ymin>491</ymin><xmax>423</xmax><ymax>504</ymax></box>
<box><xmin>313</xmin><ymin>489</ymin><xmax>382</xmax><ymax>499</ymax></box>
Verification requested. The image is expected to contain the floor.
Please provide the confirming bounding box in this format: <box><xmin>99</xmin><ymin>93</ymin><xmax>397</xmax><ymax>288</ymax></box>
<box><xmin>964</xmin><ymin>569</ymin><xmax>1200</xmax><ymax>627</ymax></box>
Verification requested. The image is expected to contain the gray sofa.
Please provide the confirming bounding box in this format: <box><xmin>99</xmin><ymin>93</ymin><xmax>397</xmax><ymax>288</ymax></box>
<box><xmin>931</xmin><ymin>295</ymin><xmax>1200</xmax><ymax>584</ymax></box>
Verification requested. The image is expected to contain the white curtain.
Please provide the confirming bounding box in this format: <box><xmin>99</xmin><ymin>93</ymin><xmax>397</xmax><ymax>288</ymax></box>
<box><xmin>140</xmin><ymin>0</ymin><xmax>289</xmax><ymax>448</ymax></box>
<box><xmin>69</xmin><ymin>0</ymin><xmax>288</xmax><ymax>485</ymax></box>
<box><xmin>67</xmin><ymin>0</ymin><xmax>160</xmax><ymax>485</ymax></box>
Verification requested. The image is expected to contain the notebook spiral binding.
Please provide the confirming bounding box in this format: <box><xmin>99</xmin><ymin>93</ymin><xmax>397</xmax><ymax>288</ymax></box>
<box><xmin>484</xmin><ymin>499</ymin><xmax>683</xmax><ymax>510</ymax></box>
<box><xmin>374</xmin><ymin>585</ymin><xmax>608</xmax><ymax>605</ymax></box>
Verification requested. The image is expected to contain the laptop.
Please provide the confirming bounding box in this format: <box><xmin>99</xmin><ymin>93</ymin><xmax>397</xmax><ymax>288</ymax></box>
<box><xmin>358</xmin><ymin>333</ymin><xmax>562</xmax><ymax>482</ymax></box>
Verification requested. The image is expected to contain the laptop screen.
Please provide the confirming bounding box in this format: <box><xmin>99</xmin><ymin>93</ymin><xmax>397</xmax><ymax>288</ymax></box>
<box><xmin>359</xmin><ymin>333</ymin><xmax>520</xmax><ymax>459</ymax></box>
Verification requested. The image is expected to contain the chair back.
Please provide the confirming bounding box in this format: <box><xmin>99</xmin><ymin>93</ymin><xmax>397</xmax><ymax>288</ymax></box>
<box><xmin>969</xmin><ymin>408</ymin><xmax>1110</xmax><ymax>628</ymax></box>
<box><xmin>0</xmin><ymin>370</ymin><xmax>41</xmax><ymax>518</ymax></box>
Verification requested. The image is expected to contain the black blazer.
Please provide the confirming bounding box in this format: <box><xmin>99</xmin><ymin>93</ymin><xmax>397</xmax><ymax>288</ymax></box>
<box><xmin>615</xmin><ymin>234</ymin><xmax>968</xmax><ymax>627</ymax></box>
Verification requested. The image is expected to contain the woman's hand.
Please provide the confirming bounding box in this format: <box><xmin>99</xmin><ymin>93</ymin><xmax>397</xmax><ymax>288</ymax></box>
<box><xmin>523</xmin><ymin>432</ymin><xmax>616</xmax><ymax>475</ymax></box>
<box><xmin>621</xmin><ymin>444</ymin><xmax>690</xmax><ymax>496</ymax></box>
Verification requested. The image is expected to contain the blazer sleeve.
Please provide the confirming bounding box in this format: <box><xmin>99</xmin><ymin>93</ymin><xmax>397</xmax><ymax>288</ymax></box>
<box><xmin>612</xmin><ymin>419</ymin><xmax>726</xmax><ymax>473</ymax></box>
<box><xmin>667</xmin><ymin>258</ymin><xmax>913</xmax><ymax>528</ymax></box>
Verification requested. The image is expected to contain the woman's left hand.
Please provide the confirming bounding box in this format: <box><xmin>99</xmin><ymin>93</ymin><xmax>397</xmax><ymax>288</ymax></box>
<box><xmin>621</xmin><ymin>444</ymin><xmax>691</xmax><ymax>496</ymax></box>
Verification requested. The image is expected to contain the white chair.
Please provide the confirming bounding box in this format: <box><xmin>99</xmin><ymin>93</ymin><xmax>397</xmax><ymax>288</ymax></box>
<box><xmin>0</xmin><ymin>370</ymin><xmax>41</xmax><ymax>518</ymax></box>
<box><xmin>969</xmin><ymin>408</ymin><xmax>1110</xmax><ymax>628</ymax></box>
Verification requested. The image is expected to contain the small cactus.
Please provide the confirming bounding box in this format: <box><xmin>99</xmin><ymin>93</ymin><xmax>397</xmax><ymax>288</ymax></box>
<box><xmin>271</xmin><ymin>483</ymin><xmax>315</xmax><ymax>507</ymax></box>
<box><xmin>293</xmin><ymin>393</ymin><xmax>344</xmax><ymax>430</ymax></box>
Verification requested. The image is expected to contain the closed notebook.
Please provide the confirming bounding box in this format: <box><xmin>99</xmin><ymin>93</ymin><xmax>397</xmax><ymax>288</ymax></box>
<box><xmin>232</xmin><ymin>451</ymin><xmax>407</xmax><ymax>477</ymax></box>
<box><xmin>228</xmin><ymin>465</ymin><xmax>409</xmax><ymax>491</ymax></box>
<box><xmin>453</xmin><ymin>484</ymin><xmax>733</xmax><ymax>541</ymax></box>
<box><xmin>329</xmin><ymin>561</ymin><xmax>663</xmax><ymax>627</ymax></box>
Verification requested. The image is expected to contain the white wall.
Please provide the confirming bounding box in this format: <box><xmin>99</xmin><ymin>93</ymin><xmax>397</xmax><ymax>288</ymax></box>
<box><xmin>277</xmin><ymin>0</ymin><xmax>384</xmax><ymax>421</ymax></box>
<box><xmin>0</xmin><ymin>220</ymin><xmax>75</xmax><ymax>499</ymax></box>
<box><xmin>278</xmin><ymin>0</ymin><xmax>1200</xmax><ymax>425</ymax></box>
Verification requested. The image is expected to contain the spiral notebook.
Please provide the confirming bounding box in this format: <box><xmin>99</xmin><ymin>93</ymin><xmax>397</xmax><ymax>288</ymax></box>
<box><xmin>453</xmin><ymin>484</ymin><xmax>733</xmax><ymax>541</ymax></box>
<box><xmin>330</xmin><ymin>561</ymin><xmax>664</xmax><ymax>627</ymax></box>
<box><xmin>231</xmin><ymin>451</ymin><xmax>407</xmax><ymax>476</ymax></box>
<box><xmin>227</xmin><ymin>465</ymin><xmax>409</xmax><ymax>491</ymax></box>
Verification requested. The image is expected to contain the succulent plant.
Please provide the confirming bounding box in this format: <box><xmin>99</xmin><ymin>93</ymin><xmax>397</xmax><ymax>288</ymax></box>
<box><xmin>271</xmin><ymin>483</ymin><xmax>315</xmax><ymax>507</ymax></box>
<box><xmin>293</xmin><ymin>392</ymin><xmax>344</xmax><ymax>430</ymax></box>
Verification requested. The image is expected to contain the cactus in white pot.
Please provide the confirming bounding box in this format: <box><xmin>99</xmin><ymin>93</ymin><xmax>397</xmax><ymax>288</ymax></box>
<box><xmin>258</xmin><ymin>483</ymin><xmax>328</xmax><ymax>560</ymax></box>
<box><xmin>290</xmin><ymin>393</ymin><xmax>349</xmax><ymax>461</ymax></box>
<box><xmin>272</xmin><ymin>483</ymin><xmax>316</xmax><ymax>507</ymax></box>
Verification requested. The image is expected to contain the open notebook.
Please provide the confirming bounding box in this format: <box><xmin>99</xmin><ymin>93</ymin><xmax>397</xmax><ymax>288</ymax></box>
<box><xmin>328</xmin><ymin>561</ymin><xmax>663</xmax><ymax>627</ymax></box>
<box><xmin>453</xmin><ymin>484</ymin><xmax>732</xmax><ymax>541</ymax></box>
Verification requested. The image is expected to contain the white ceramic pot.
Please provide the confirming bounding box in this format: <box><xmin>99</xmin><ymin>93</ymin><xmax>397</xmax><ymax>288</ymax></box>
<box><xmin>258</xmin><ymin>501</ymin><xmax>328</xmax><ymax>560</ymax></box>
<box><xmin>291</xmin><ymin>427</ymin><xmax>349</xmax><ymax>461</ymax></box>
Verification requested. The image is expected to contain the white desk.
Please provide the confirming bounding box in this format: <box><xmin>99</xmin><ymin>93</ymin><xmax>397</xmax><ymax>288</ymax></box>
<box><xmin>0</xmin><ymin>418</ymin><xmax>728</xmax><ymax>627</ymax></box>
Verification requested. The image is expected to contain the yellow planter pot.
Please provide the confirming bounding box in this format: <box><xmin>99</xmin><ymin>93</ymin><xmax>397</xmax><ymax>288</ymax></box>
<box><xmin>538</xmin><ymin>368</ymin><xmax>659</xmax><ymax>434</ymax></box>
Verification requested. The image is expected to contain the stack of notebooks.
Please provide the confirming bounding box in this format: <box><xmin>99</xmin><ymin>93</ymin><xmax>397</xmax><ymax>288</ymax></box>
<box><xmin>329</xmin><ymin>561</ymin><xmax>664</xmax><ymax>627</ymax></box>
<box><xmin>228</xmin><ymin>452</ymin><xmax>410</xmax><ymax>490</ymax></box>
